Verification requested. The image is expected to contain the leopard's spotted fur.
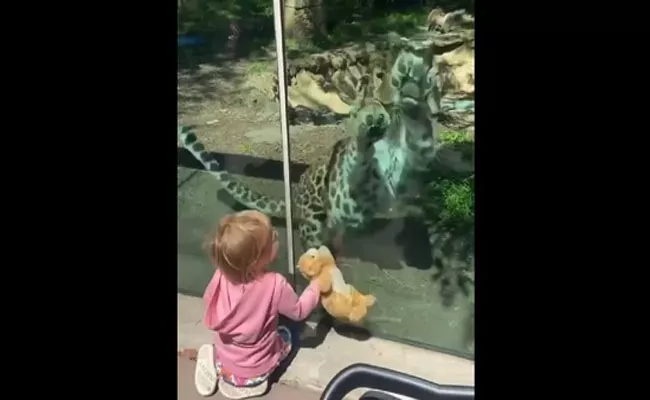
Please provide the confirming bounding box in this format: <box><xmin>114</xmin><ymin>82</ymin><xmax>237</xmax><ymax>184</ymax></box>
<box><xmin>179</xmin><ymin>45</ymin><xmax>470</xmax><ymax>302</ymax></box>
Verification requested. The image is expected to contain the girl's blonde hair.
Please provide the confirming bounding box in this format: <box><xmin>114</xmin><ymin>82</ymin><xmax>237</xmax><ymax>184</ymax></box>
<box><xmin>205</xmin><ymin>210</ymin><xmax>274</xmax><ymax>284</ymax></box>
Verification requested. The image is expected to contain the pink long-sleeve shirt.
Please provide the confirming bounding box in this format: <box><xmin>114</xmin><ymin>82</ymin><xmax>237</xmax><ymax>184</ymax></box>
<box><xmin>203</xmin><ymin>269</ymin><xmax>320</xmax><ymax>378</ymax></box>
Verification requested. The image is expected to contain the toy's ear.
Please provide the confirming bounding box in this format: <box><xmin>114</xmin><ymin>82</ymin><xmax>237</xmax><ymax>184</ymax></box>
<box><xmin>316</xmin><ymin>246</ymin><xmax>335</xmax><ymax>264</ymax></box>
<box><xmin>298</xmin><ymin>248</ymin><xmax>322</xmax><ymax>277</ymax></box>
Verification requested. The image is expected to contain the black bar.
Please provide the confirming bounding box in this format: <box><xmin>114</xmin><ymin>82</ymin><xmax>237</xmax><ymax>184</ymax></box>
<box><xmin>320</xmin><ymin>363</ymin><xmax>474</xmax><ymax>400</ymax></box>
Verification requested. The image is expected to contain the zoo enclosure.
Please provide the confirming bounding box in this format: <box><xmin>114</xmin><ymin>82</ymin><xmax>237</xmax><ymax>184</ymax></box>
<box><xmin>178</xmin><ymin>0</ymin><xmax>475</xmax><ymax>359</ymax></box>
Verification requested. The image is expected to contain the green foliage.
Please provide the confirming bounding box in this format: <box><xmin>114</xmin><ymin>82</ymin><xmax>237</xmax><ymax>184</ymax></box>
<box><xmin>178</xmin><ymin>0</ymin><xmax>273</xmax><ymax>35</ymax></box>
<box><xmin>424</xmin><ymin>130</ymin><xmax>475</xmax><ymax>233</ymax></box>
<box><xmin>178</xmin><ymin>0</ymin><xmax>473</xmax><ymax>38</ymax></box>
<box><xmin>178</xmin><ymin>0</ymin><xmax>431</xmax><ymax>48</ymax></box>
<box><xmin>426</xmin><ymin>174</ymin><xmax>474</xmax><ymax>230</ymax></box>
<box><xmin>316</xmin><ymin>4</ymin><xmax>429</xmax><ymax>49</ymax></box>
<box><xmin>439</xmin><ymin>130</ymin><xmax>472</xmax><ymax>145</ymax></box>
<box><xmin>440</xmin><ymin>129</ymin><xmax>474</xmax><ymax>163</ymax></box>
<box><xmin>439</xmin><ymin>177</ymin><xmax>473</xmax><ymax>220</ymax></box>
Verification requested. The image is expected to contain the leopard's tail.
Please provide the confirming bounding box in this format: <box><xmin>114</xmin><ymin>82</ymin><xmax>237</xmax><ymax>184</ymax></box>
<box><xmin>178</xmin><ymin>125</ymin><xmax>286</xmax><ymax>217</ymax></box>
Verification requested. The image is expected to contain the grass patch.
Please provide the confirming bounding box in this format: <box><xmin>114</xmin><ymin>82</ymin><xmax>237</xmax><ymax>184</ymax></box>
<box><xmin>438</xmin><ymin>178</ymin><xmax>474</xmax><ymax>222</ymax></box>
<box><xmin>245</xmin><ymin>59</ymin><xmax>274</xmax><ymax>75</ymax></box>
<box><xmin>440</xmin><ymin>129</ymin><xmax>474</xmax><ymax>163</ymax></box>
<box><xmin>426</xmin><ymin>174</ymin><xmax>474</xmax><ymax>231</ymax></box>
<box><xmin>440</xmin><ymin>130</ymin><xmax>472</xmax><ymax>145</ymax></box>
<box><xmin>426</xmin><ymin>129</ymin><xmax>474</xmax><ymax>231</ymax></box>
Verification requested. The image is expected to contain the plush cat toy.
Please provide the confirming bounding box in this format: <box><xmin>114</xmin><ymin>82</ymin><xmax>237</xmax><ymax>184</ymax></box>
<box><xmin>297</xmin><ymin>246</ymin><xmax>376</xmax><ymax>324</ymax></box>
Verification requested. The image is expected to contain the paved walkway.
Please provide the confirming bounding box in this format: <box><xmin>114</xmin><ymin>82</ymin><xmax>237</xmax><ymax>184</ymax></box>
<box><xmin>178</xmin><ymin>294</ymin><xmax>474</xmax><ymax>400</ymax></box>
<box><xmin>178</xmin><ymin>356</ymin><xmax>321</xmax><ymax>400</ymax></box>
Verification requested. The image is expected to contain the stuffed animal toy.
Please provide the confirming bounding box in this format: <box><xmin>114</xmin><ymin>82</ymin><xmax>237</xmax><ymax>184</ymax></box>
<box><xmin>297</xmin><ymin>246</ymin><xmax>376</xmax><ymax>324</ymax></box>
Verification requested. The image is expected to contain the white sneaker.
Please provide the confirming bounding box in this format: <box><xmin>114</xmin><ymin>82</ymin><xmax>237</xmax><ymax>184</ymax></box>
<box><xmin>194</xmin><ymin>344</ymin><xmax>218</xmax><ymax>396</ymax></box>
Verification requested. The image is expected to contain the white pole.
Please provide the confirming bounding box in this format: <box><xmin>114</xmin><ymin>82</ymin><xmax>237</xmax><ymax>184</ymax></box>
<box><xmin>272</xmin><ymin>0</ymin><xmax>296</xmax><ymax>276</ymax></box>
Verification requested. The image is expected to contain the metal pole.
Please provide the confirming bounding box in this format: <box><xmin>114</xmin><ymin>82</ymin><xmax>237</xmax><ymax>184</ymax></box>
<box><xmin>272</xmin><ymin>0</ymin><xmax>296</xmax><ymax>276</ymax></box>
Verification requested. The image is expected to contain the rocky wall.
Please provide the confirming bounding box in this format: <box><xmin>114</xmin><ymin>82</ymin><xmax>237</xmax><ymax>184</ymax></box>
<box><xmin>275</xmin><ymin>9</ymin><xmax>475</xmax><ymax>132</ymax></box>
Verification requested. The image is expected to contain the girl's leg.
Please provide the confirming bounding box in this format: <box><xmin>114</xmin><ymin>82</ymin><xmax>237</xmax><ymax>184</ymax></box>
<box><xmin>218</xmin><ymin>326</ymin><xmax>292</xmax><ymax>399</ymax></box>
<box><xmin>194</xmin><ymin>344</ymin><xmax>219</xmax><ymax>397</ymax></box>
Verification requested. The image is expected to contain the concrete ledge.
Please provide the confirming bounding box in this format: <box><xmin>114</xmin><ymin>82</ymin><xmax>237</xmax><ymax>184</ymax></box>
<box><xmin>178</xmin><ymin>294</ymin><xmax>474</xmax><ymax>398</ymax></box>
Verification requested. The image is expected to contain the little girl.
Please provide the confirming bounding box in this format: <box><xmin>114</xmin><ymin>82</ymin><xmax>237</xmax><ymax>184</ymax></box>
<box><xmin>194</xmin><ymin>210</ymin><xmax>321</xmax><ymax>399</ymax></box>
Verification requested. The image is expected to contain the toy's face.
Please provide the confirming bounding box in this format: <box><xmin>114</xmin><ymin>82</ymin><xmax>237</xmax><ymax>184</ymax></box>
<box><xmin>297</xmin><ymin>248</ymin><xmax>322</xmax><ymax>278</ymax></box>
<box><xmin>297</xmin><ymin>246</ymin><xmax>335</xmax><ymax>278</ymax></box>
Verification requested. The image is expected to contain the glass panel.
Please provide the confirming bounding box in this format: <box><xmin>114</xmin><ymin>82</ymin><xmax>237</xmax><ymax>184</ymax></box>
<box><xmin>284</xmin><ymin>0</ymin><xmax>475</xmax><ymax>358</ymax></box>
<box><xmin>177</xmin><ymin>0</ymin><xmax>291</xmax><ymax>295</ymax></box>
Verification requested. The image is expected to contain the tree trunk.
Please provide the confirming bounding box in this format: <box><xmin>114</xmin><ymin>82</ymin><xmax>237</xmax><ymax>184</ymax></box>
<box><xmin>284</xmin><ymin>0</ymin><xmax>327</xmax><ymax>40</ymax></box>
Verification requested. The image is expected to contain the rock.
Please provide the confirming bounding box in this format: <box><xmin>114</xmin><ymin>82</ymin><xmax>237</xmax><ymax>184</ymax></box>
<box><xmin>270</xmin><ymin>8</ymin><xmax>474</xmax><ymax>130</ymax></box>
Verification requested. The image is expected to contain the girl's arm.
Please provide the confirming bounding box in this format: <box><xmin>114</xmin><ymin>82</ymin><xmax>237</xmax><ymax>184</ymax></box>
<box><xmin>277</xmin><ymin>277</ymin><xmax>321</xmax><ymax>321</ymax></box>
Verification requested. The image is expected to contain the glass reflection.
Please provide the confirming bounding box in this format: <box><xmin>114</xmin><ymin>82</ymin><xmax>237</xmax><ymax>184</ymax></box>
<box><xmin>177</xmin><ymin>0</ymin><xmax>290</xmax><ymax>294</ymax></box>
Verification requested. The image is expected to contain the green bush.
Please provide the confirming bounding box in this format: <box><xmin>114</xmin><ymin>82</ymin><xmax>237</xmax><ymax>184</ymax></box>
<box><xmin>178</xmin><ymin>0</ymin><xmax>273</xmax><ymax>35</ymax></box>
<box><xmin>424</xmin><ymin>130</ymin><xmax>475</xmax><ymax>233</ymax></box>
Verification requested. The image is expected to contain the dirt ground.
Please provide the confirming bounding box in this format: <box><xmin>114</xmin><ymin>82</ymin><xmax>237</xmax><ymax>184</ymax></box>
<box><xmin>178</xmin><ymin>56</ymin><xmax>347</xmax><ymax>165</ymax></box>
<box><xmin>177</xmin><ymin>54</ymin><xmax>474</xmax><ymax>359</ymax></box>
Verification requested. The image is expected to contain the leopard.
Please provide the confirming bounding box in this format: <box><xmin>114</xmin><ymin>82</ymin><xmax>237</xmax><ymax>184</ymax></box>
<box><xmin>179</xmin><ymin>45</ymin><xmax>470</xmax><ymax>304</ymax></box>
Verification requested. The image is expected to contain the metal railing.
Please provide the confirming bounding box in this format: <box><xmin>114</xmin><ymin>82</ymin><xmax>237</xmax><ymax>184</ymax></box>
<box><xmin>321</xmin><ymin>363</ymin><xmax>474</xmax><ymax>400</ymax></box>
